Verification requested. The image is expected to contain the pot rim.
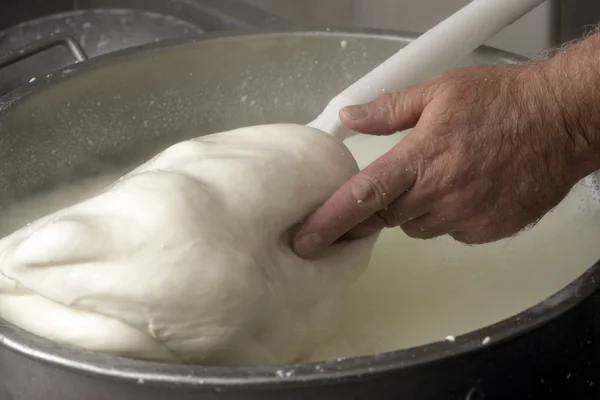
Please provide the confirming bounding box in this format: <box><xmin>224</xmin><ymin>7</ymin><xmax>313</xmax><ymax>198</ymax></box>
<box><xmin>1</xmin><ymin>27</ymin><xmax>598</xmax><ymax>389</ymax></box>
<box><xmin>0</xmin><ymin>26</ymin><xmax>528</xmax><ymax>108</ymax></box>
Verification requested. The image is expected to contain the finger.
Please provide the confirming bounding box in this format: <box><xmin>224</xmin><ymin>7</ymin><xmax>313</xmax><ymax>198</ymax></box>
<box><xmin>342</xmin><ymin>189</ymin><xmax>431</xmax><ymax>239</ymax></box>
<box><xmin>373</xmin><ymin>188</ymin><xmax>432</xmax><ymax>226</ymax></box>
<box><xmin>449</xmin><ymin>226</ymin><xmax>511</xmax><ymax>245</ymax></box>
<box><xmin>293</xmin><ymin>144</ymin><xmax>418</xmax><ymax>258</ymax></box>
<box><xmin>340</xmin><ymin>213</ymin><xmax>386</xmax><ymax>240</ymax></box>
<box><xmin>339</xmin><ymin>83</ymin><xmax>436</xmax><ymax>136</ymax></box>
<box><xmin>449</xmin><ymin>231</ymin><xmax>477</xmax><ymax>245</ymax></box>
<box><xmin>401</xmin><ymin>213</ymin><xmax>453</xmax><ymax>240</ymax></box>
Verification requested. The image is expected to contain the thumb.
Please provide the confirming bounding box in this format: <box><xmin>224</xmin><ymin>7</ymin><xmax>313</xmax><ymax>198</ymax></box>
<box><xmin>340</xmin><ymin>83</ymin><xmax>435</xmax><ymax>136</ymax></box>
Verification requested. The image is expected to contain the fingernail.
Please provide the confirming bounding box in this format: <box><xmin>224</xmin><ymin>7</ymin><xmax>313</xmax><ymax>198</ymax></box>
<box><xmin>293</xmin><ymin>233</ymin><xmax>323</xmax><ymax>258</ymax></box>
<box><xmin>341</xmin><ymin>104</ymin><xmax>369</xmax><ymax>121</ymax></box>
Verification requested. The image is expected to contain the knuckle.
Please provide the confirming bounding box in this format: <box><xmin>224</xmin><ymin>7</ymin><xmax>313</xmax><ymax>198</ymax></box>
<box><xmin>401</xmin><ymin>225</ymin><xmax>422</xmax><ymax>239</ymax></box>
<box><xmin>350</xmin><ymin>173</ymin><xmax>390</xmax><ymax>212</ymax></box>
<box><xmin>451</xmin><ymin>224</ymin><xmax>496</xmax><ymax>245</ymax></box>
<box><xmin>375</xmin><ymin>92</ymin><xmax>404</xmax><ymax>124</ymax></box>
<box><xmin>418</xmin><ymin>229</ymin><xmax>442</xmax><ymax>240</ymax></box>
<box><xmin>401</xmin><ymin>217</ymin><xmax>447</xmax><ymax>240</ymax></box>
<box><xmin>450</xmin><ymin>231</ymin><xmax>477</xmax><ymax>245</ymax></box>
<box><xmin>400</xmin><ymin>223</ymin><xmax>429</xmax><ymax>239</ymax></box>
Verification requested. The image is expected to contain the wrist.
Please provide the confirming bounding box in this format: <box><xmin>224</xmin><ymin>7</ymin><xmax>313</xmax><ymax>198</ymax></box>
<box><xmin>533</xmin><ymin>34</ymin><xmax>600</xmax><ymax>180</ymax></box>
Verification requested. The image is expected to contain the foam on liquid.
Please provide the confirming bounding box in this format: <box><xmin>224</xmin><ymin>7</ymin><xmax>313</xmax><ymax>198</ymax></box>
<box><xmin>1</xmin><ymin>130</ymin><xmax>600</xmax><ymax>363</ymax></box>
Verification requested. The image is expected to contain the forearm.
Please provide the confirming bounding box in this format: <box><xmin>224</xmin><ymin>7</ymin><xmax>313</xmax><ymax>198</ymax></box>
<box><xmin>537</xmin><ymin>30</ymin><xmax>600</xmax><ymax>179</ymax></box>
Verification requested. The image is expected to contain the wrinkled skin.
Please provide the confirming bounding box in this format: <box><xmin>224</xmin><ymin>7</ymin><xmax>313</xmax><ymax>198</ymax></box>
<box><xmin>294</xmin><ymin>59</ymin><xmax>600</xmax><ymax>258</ymax></box>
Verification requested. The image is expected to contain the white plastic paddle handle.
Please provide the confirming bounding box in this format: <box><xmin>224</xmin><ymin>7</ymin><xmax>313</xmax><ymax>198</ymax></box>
<box><xmin>308</xmin><ymin>0</ymin><xmax>546</xmax><ymax>141</ymax></box>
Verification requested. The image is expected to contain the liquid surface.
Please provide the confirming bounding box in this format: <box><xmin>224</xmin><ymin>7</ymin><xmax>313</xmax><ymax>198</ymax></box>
<box><xmin>2</xmin><ymin>130</ymin><xmax>600</xmax><ymax>363</ymax></box>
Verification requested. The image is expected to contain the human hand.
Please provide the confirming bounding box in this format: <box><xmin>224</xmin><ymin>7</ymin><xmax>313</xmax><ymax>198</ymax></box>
<box><xmin>294</xmin><ymin>63</ymin><xmax>595</xmax><ymax>258</ymax></box>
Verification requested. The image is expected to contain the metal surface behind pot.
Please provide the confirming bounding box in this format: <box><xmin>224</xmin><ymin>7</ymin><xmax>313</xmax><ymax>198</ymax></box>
<box><xmin>0</xmin><ymin>0</ymin><xmax>292</xmax><ymax>99</ymax></box>
<box><xmin>0</xmin><ymin>30</ymin><xmax>599</xmax><ymax>400</ymax></box>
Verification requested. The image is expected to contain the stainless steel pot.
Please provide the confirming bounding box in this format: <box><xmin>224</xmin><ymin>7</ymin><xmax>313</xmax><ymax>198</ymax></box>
<box><xmin>0</xmin><ymin>30</ymin><xmax>599</xmax><ymax>400</ymax></box>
